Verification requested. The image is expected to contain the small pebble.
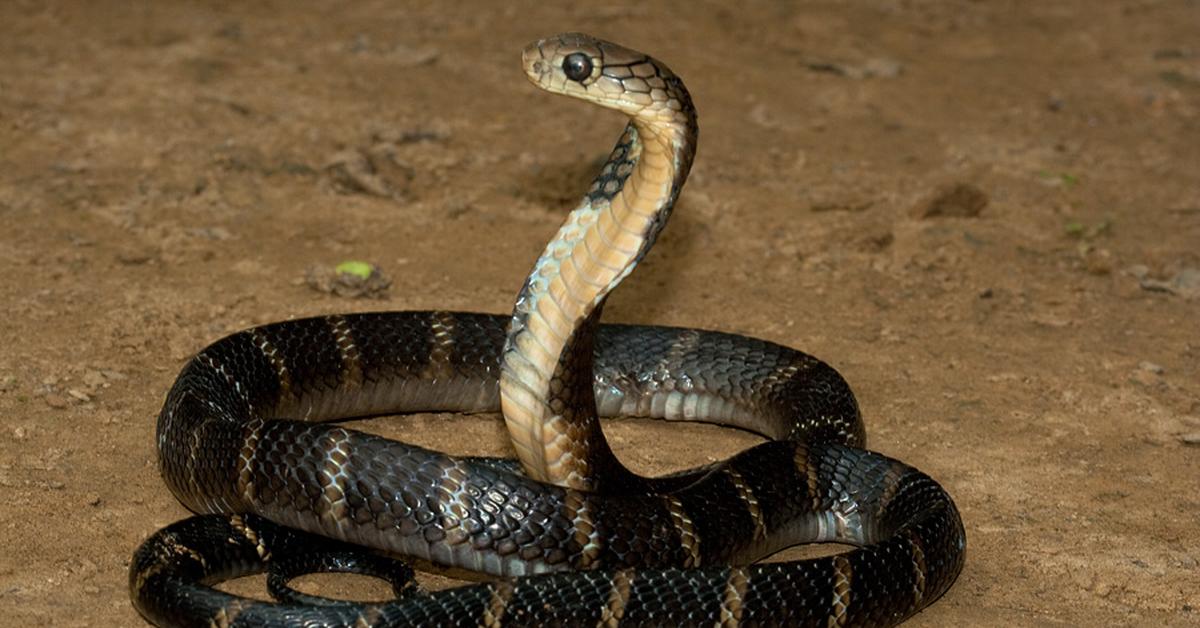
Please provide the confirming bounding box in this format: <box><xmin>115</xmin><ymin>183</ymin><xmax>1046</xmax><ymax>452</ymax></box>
<box><xmin>67</xmin><ymin>389</ymin><xmax>91</xmax><ymax>402</ymax></box>
<box><xmin>1135</xmin><ymin>266</ymin><xmax>1200</xmax><ymax>300</ymax></box>
<box><xmin>861</xmin><ymin>57</ymin><xmax>904</xmax><ymax>78</ymax></box>
<box><xmin>44</xmin><ymin>394</ymin><xmax>69</xmax><ymax>409</ymax></box>
<box><xmin>914</xmin><ymin>183</ymin><xmax>989</xmax><ymax>218</ymax></box>
<box><xmin>82</xmin><ymin>370</ymin><xmax>106</xmax><ymax>389</ymax></box>
<box><xmin>12</xmin><ymin>426</ymin><xmax>27</xmax><ymax>440</ymax></box>
<box><xmin>324</xmin><ymin>149</ymin><xmax>395</xmax><ymax>198</ymax></box>
<box><xmin>1138</xmin><ymin>361</ymin><xmax>1165</xmax><ymax>374</ymax></box>
<box><xmin>1180</xmin><ymin>433</ymin><xmax>1200</xmax><ymax>447</ymax></box>
<box><xmin>116</xmin><ymin>249</ymin><xmax>155</xmax><ymax>265</ymax></box>
<box><xmin>1083</xmin><ymin>248</ymin><xmax>1114</xmax><ymax>275</ymax></box>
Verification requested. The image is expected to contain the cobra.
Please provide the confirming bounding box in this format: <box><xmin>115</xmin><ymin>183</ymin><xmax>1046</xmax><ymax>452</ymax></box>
<box><xmin>129</xmin><ymin>33</ymin><xmax>965</xmax><ymax>627</ymax></box>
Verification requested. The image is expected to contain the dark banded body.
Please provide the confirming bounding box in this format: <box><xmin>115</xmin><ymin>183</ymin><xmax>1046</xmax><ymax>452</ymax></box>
<box><xmin>131</xmin><ymin>32</ymin><xmax>965</xmax><ymax>627</ymax></box>
<box><xmin>132</xmin><ymin>311</ymin><xmax>965</xmax><ymax>626</ymax></box>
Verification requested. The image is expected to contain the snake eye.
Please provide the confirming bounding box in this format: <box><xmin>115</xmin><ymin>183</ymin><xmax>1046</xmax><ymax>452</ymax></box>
<box><xmin>561</xmin><ymin>53</ymin><xmax>593</xmax><ymax>82</ymax></box>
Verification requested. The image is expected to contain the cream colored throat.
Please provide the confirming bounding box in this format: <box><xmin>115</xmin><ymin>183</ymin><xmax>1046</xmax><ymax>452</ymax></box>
<box><xmin>499</xmin><ymin>128</ymin><xmax>681</xmax><ymax>490</ymax></box>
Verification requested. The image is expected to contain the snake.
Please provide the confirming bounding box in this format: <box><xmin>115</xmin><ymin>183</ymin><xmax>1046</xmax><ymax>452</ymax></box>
<box><xmin>129</xmin><ymin>33</ymin><xmax>965</xmax><ymax>627</ymax></box>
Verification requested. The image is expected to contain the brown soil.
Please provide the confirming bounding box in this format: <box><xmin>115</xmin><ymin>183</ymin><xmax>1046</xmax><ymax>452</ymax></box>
<box><xmin>2</xmin><ymin>2</ymin><xmax>1198</xmax><ymax>626</ymax></box>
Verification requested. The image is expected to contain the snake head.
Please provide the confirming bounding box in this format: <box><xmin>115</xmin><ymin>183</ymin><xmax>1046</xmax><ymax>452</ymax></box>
<box><xmin>523</xmin><ymin>32</ymin><xmax>690</xmax><ymax>122</ymax></box>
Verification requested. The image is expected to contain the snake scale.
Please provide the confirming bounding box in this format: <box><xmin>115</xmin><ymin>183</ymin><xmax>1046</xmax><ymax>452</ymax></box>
<box><xmin>130</xmin><ymin>33</ymin><xmax>965</xmax><ymax>627</ymax></box>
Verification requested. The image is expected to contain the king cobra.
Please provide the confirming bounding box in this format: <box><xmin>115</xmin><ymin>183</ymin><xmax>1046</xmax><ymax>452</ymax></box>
<box><xmin>130</xmin><ymin>33</ymin><xmax>965</xmax><ymax>626</ymax></box>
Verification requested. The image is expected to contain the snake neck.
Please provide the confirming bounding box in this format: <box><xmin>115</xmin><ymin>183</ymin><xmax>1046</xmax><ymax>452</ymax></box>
<box><xmin>500</xmin><ymin>106</ymin><xmax>697</xmax><ymax>492</ymax></box>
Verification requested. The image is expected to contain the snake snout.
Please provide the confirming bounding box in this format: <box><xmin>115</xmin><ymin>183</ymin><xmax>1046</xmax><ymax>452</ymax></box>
<box><xmin>521</xmin><ymin>43</ymin><xmax>550</xmax><ymax>85</ymax></box>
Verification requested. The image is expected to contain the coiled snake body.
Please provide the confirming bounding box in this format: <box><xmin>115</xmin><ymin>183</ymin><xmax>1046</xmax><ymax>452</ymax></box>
<box><xmin>130</xmin><ymin>33</ymin><xmax>965</xmax><ymax>627</ymax></box>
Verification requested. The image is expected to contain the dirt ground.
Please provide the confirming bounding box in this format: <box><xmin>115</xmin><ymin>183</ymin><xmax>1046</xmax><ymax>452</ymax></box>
<box><xmin>2</xmin><ymin>2</ymin><xmax>1198</xmax><ymax>626</ymax></box>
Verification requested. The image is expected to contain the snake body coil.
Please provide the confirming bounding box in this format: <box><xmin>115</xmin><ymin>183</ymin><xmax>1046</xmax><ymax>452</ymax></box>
<box><xmin>130</xmin><ymin>33</ymin><xmax>965</xmax><ymax>627</ymax></box>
